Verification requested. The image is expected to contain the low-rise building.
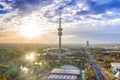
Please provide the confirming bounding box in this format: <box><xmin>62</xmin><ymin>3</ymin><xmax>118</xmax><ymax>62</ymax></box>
<box><xmin>111</xmin><ymin>63</ymin><xmax>120</xmax><ymax>74</ymax></box>
<box><xmin>47</xmin><ymin>65</ymin><xmax>80</xmax><ymax>80</ymax></box>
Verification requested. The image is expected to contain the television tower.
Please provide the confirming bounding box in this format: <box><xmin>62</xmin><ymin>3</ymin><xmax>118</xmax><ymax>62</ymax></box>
<box><xmin>58</xmin><ymin>9</ymin><xmax>62</xmax><ymax>61</ymax></box>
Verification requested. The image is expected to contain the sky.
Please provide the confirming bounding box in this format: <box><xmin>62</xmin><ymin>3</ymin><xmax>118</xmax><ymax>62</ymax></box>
<box><xmin>0</xmin><ymin>0</ymin><xmax>120</xmax><ymax>44</ymax></box>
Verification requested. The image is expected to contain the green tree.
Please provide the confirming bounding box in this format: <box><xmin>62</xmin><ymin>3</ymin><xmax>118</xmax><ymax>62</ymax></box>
<box><xmin>2</xmin><ymin>62</ymin><xmax>20</xmax><ymax>80</ymax></box>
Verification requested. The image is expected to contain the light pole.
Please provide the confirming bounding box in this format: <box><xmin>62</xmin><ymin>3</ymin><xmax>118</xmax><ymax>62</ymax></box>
<box><xmin>58</xmin><ymin>9</ymin><xmax>63</xmax><ymax>61</ymax></box>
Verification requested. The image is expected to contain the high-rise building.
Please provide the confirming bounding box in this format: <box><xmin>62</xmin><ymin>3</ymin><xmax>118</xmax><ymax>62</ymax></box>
<box><xmin>87</xmin><ymin>41</ymin><xmax>89</xmax><ymax>48</ymax></box>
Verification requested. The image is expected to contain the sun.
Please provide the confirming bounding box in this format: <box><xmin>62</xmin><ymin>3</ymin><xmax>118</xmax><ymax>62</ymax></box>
<box><xmin>19</xmin><ymin>23</ymin><xmax>43</xmax><ymax>38</ymax></box>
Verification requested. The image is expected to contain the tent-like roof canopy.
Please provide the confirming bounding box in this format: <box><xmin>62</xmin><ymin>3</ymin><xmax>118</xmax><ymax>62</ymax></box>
<box><xmin>61</xmin><ymin>65</ymin><xmax>79</xmax><ymax>70</ymax></box>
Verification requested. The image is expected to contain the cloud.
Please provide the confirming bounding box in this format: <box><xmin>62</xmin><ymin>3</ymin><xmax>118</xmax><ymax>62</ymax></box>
<box><xmin>1</xmin><ymin>0</ymin><xmax>120</xmax><ymax>22</ymax></box>
<box><xmin>76</xmin><ymin>0</ymin><xmax>120</xmax><ymax>15</ymax></box>
<box><xmin>1</xmin><ymin>0</ymin><xmax>120</xmax><ymax>43</ymax></box>
<box><xmin>11</xmin><ymin>0</ymin><xmax>53</xmax><ymax>14</ymax></box>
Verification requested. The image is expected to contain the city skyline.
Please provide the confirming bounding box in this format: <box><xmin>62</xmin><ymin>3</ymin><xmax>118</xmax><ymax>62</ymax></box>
<box><xmin>0</xmin><ymin>0</ymin><xmax>120</xmax><ymax>44</ymax></box>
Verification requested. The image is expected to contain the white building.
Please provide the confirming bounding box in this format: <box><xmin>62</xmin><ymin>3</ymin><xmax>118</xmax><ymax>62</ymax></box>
<box><xmin>115</xmin><ymin>71</ymin><xmax>120</xmax><ymax>78</ymax></box>
<box><xmin>111</xmin><ymin>63</ymin><xmax>120</xmax><ymax>74</ymax></box>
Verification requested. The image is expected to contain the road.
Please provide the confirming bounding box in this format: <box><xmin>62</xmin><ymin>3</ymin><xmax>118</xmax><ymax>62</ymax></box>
<box><xmin>87</xmin><ymin>63</ymin><xmax>92</xmax><ymax>80</ymax></box>
<box><xmin>86</xmin><ymin>51</ymin><xmax>106</xmax><ymax>80</ymax></box>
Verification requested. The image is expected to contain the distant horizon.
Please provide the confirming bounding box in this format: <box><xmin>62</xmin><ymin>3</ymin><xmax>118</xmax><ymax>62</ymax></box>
<box><xmin>1</xmin><ymin>42</ymin><xmax>120</xmax><ymax>45</ymax></box>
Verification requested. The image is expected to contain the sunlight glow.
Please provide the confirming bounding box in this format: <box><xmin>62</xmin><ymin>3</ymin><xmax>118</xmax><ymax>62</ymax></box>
<box><xmin>19</xmin><ymin>22</ymin><xmax>43</xmax><ymax>38</ymax></box>
<box><xmin>26</xmin><ymin>53</ymin><xmax>35</xmax><ymax>61</ymax></box>
<box><xmin>20</xmin><ymin>65</ymin><xmax>29</xmax><ymax>73</ymax></box>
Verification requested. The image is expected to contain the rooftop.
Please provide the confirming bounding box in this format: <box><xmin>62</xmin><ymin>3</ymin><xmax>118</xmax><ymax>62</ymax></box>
<box><xmin>61</xmin><ymin>65</ymin><xmax>79</xmax><ymax>70</ymax></box>
<box><xmin>48</xmin><ymin>74</ymin><xmax>77</xmax><ymax>80</ymax></box>
<box><xmin>50</xmin><ymin>68</ymin><xmax>80</xmax><ymax>75</ymax></box>
<box><xmin>115</xmin><ymin>71</ymin><xmax>120</xmax><ymax>78</ymax></box>
<box><xmin>111</xmin><ymin>63</ymin><xmax>120</xmax><ymax>70</ymax></box>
